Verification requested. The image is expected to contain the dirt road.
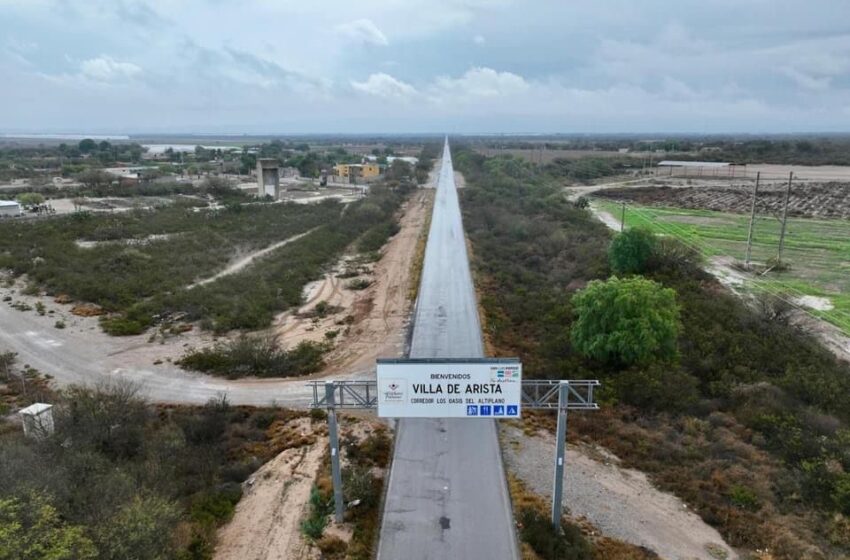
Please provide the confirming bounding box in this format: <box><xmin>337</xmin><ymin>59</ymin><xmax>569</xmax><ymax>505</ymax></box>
<box><xmin>501</xmin><ymin>424</ymin><xmax>737</xmax><ymax>560</ymax></box>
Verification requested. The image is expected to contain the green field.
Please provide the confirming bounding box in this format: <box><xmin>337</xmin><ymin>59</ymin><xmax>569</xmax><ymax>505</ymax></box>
<box><xmin>596</xmin><ymin>200</ymin><xmax>850</xmax><ymax>333</ymax></box>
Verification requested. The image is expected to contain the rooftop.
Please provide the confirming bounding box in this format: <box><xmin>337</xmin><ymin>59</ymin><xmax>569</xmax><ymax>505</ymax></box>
<box><xmin>657</xmin><ymin>160</ymin><xmax>732</xmax><ymax>168</ymax></box>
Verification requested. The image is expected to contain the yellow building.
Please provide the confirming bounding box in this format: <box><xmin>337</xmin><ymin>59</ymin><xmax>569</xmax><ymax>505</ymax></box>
<box><xmin>333</xmin><ymin>163</ymin><xmax>381</xmax><ymax>182</ymax></box>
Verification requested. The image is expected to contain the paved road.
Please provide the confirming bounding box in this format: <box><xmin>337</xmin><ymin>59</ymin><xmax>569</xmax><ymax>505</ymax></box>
<box><xmin>378</xmin><ymin>141</ymin><xmax>519</xmax><ymax>559</ymax></box>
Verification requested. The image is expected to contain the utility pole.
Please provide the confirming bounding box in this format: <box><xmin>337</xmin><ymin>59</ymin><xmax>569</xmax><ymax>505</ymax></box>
<box><xmin>777</xmin><ymin>172</ymin><xmax>793</xmax><ymax>265</ymax></box>
<box><xmin>551</xmin><ymin>382</ymin><xmax>569</xmax><ymax>528</ymax></box>
<box><xmin>744</xmin><ymin>172</ymin><xmax>760</xmax><ymax>269</ymax></box>
<box><xmin>325</xmin><ymin>382</ymin><xmax>345</xmax><ymax>523</ymax></box>
<box><xmin>620</xmin><ymin>202</ymin><xmax>626</xmax><ymax>232</ymax></box>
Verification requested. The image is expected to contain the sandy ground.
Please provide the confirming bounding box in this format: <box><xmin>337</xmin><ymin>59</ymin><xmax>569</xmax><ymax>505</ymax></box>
<box><xmin>214</xmin><ymin>417</ymin><xmax>389</xmax><ymax>560</ymax></box>
<box><xmin>189</xmin><ymin>228</ymin><xmax>319</xmax><ymax>289</ymax></box>
<box><xmin>215</xmin><ymin>418</ymin><xmax>323</xmax><ymax>560</ymax></box>
<box><xmin>501</xmin><ymin>424</ymin><xmax>737</xmax><ymax>560</ymax></box>
<box><xmin>275</xmin><ymin>187</ymin><xmax>434</xmax><ymax>377</ymax></box>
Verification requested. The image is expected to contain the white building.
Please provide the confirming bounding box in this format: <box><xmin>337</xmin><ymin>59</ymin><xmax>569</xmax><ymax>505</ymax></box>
<box><xmin>19</xmin><ymin>403</ymin><xmax>55</xmax><ymax>439</ymax></box>
<box><xmin>0</xmin><ymin>200</ymin><xmax>22</xmax><ymax>217</ymax></box>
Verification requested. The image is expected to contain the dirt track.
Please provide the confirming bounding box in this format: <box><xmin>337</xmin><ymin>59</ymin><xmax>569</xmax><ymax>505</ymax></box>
<box><xmin>502</xmin><ymin>424</ymin><xmax>737</xmax><ymax>560</ymax></box>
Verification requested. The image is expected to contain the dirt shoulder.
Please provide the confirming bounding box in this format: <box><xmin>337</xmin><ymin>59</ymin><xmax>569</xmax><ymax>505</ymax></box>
<box><xmin>501</xmin><ymin>424</ymin><xmax>737</xmax><ymax>560</ymax></box>
<box><xmin>275</xmin><ymin>188</ymin><xmax>435</xmax><ymax>377</ymax></box>
<box><xmin>214</xmin><ymin>417</ymin><xmax>324</xmax><ymax>560</ymax></box>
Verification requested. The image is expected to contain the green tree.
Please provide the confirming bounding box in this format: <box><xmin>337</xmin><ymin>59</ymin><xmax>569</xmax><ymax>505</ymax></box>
<box><xmin>16</xmin><ymin>192</ymin><xmax>45</xmax><ymax>207</ymax></box>
<box><xmin>78</xmin><ymin>139</ymin><xmax>97</xmax><ymax>154</ymax></box>
<box><xmin>0</xmin><ymin>492</ymin><xmax>98</xmax><ymax>560</ymax></box>
<box><xmin>571</xmin><ymin>276</ymin><xmax>679</xmax><ymax>366</ymax></box>
<box><xmin>608</xmin><ymin>227</ymin><xmax>656</xmax><ymax>275</ymax></box>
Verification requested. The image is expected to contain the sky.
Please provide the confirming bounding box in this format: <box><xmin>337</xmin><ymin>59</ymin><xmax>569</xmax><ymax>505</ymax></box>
<box><xmin>2</xmin><ymin>0</ymin><xmax>850</xmax><ymax>134</ymax></box>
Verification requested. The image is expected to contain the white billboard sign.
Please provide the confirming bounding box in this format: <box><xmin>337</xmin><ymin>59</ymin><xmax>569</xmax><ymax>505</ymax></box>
<box><xmin>376</xmin><ymin>358</ymin><xmax>522</xmax><ymax>418</ymax></box>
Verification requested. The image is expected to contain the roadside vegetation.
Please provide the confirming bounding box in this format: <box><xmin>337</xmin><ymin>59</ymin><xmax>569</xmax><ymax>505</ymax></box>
<box><xmin>455</xmin><ymin>147</ymin><xmax>850</xmax><ymax>558</ymax></box>
<box><xmin>0</xmin><ymin>353</ymin><xmax>314</xmax><ymax>560</ymax></box>
<box><xmin>302</xmin><ymin>419</ymin><xmax>392</xmax><ymax>559</ymax></box>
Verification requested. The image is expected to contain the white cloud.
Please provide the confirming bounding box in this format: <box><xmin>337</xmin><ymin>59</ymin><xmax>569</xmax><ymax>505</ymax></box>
<box><xmin>473</xmin><ymin>34</ymin><xmax>485</xmax><ymax>45</ymax></box>
<box><xmin>351</xmin><ymin>73</ymin><xmax>416</xmax><ymax>99</ymax></box>
<box><xmin>781</xmin><ymin>67</ymin><xmax>831</xmax><ymax>91</ymax></box>
<box><xmin>334</xmin><ymin>18</ymin><xmax>388</xmax><ymax>46</ymax></box>
<box><xmin>430</xmin><ymin>67</ymin><xmax>529</xmax><ymax>102</ymax></box>
<box><xmin>80</xmin><ymin>55</ymin><xmax>141</xmax><ymax>81</ymax></box>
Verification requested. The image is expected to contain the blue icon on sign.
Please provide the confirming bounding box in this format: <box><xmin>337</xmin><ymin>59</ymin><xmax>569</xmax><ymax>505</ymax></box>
<box><xmin>466</xmin><ymin>405</ymin><xmax>478</xmax><ymax>416</ymax></box>
<box><xmin>480</xmin><ymin>405</ymin><xmax>492</xmax><ymax>416</ymax></box>
<box><xmin>506</xmin><ymin>405</ymin><xmax>519</xmax><ymax>416</ymax></box>
<box><xmin>493</xmin><ymin>405</ymin><xmax>505</xmax><ymax>416</ymax></box>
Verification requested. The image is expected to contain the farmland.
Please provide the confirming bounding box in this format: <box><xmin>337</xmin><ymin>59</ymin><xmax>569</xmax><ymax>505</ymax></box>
<box><xmin>595</xmin><ymin>182</ymin><xmax>850</xmax><ymax>219</ymax></box>
<box><xmin>593</xmin><ymin>198</ymin><xmax>850</xmax><ymax>334</ymax></box>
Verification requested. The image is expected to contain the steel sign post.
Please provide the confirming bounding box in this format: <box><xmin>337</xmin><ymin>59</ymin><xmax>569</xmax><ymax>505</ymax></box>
<box><xmin>551</xmin><ymin>381</ymin><xmax>569</xmax><ymax>528</ymax></box>
<box><xmin>325</xmin><ymin>381</ymin><xmax>345</xmax><ymax>523</ymax></box>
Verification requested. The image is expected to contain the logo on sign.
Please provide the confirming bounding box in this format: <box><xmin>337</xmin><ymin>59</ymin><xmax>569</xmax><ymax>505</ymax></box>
<box><xmin>480</xmin><ymin>405</ymin><xmax>492</xmax><ymax>416</ymax></box>
<box><xmin>493</xmin><ymin>405</ymin><xmax>505</xmax><ymax>416</ymax></box>
<box><xmin>491</xmin><ymin>366</ymin><xmax>520</xmax><ymax>383</ymax></box>
<box><xmin>380</xmin><ymin>379</ymin><xmax>406</xmax><ymax>403</ymax></box>
<box><xmin>507</xmin><ymin>405</ymin><xmax>519</xmax><ymax>416</ymax></box>
<box><xmin>466</xmin><ymin>405</ymin><xmax>478</xmax><ymax>416</ymax></box>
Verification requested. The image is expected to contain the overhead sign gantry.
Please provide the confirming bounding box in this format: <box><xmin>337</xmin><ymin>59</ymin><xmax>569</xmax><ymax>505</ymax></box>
<box><xmin>308</xmin><ymin>358</ymin><xmax>599</xmax><ymax>529</ymax></box>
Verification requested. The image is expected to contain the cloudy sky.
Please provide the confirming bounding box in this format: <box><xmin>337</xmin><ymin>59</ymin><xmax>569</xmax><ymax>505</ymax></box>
<box><xmin>2</xmin><ymin>0</ymin><xmax>850</xmax><ymax>134</ymax></box>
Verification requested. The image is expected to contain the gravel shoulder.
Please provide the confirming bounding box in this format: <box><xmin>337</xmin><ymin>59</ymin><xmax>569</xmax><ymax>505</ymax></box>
<box><xmin>501</xmin><ymin>424</ymin><xmax>737</xmax><ymax>560</ymax></box>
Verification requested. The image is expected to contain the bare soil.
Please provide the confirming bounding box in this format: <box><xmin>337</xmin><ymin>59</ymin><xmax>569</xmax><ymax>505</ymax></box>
<box><xmin>594</xmin><ymin>182</ymin><xmax>850</xmax><ymax>219</ymax></box>
<box><xmin>214</xmin><ymin>417</ymin><xmax>323</xmax><ymax>560</ymax></box>
<box><xmin>501</xmin><ymin>424</ymin><xmax>737</xmax><ymax>560</ymax></box>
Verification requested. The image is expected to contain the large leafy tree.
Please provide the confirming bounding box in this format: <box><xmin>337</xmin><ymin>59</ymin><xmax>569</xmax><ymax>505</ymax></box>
<box><xmin>571</xmin><ymin>276</ymin><xmax>679</xmax><ymax>366</ymax></box>
<box><xmin>608</xmin><ymin>227</ymin><xmax>656</xmax><ymax>275</ymax></box>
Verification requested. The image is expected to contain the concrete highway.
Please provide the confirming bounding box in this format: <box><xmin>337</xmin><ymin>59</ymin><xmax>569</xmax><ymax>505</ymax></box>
<box><xmin>378</xmin><ymin>141</ymin><xmax>519</xmax><ymax>559</ymax></box>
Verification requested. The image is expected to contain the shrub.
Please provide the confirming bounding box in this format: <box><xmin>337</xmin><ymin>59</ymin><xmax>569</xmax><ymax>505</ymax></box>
<box><xmin>177</xmin><ymin>336</ymin><xmax>328</xmax><ymax>379</ymax></box>
<box><xmin>301</xmin><ymin>485</ymin><xmax>332</xmax><ymax>541</ymax></box>
<box><xmin>610</xmin><ymin>364</ymin><xmax>699</xmax><ymax>412</ymax></box>
<box><xmin>345</xmin><ymin>279</ymin><xmax>372</xmax><ymax>291</ymax></box>
<box><xmin>54</xmin><ymin>320</ymin><xmax>66</xmax><ymax>329</ymax></box>
<box><xmin>100</xmin><ymin>316</ymin><xmax>147</xmax><ymax>336</ymax></box>
<box><xmin>190</xmin><ymin>484</ymin><xmax>242</xmax><ymax>526</ymax></box>
<box><xmin>571</xmin><ymin>276</ymin><xmax>679</xmax><ymax>366</ymax></box>
<box><xmin>608</xmin><ymin>228</ymin><xmax>657</xmax><ymax>275</ymax></box>
<box><xmin>518</xmin><ymin>508</ymin><xmax>592</xmax><ymax>560</ymax></box>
